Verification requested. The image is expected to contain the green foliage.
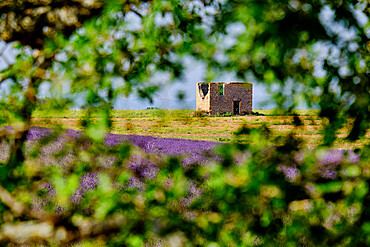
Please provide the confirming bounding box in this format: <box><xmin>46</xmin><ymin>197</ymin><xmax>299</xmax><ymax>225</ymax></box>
<box><xmin>216</xmin><ymin>0</ymin><xmax>369</xmax><ymax>144</ymax></box>
<box><xmin>0</xmin><ymin>0</ymin><xmax>369</xmax><ymax>245</ymax></box>
<box><xmin>212</xmin><ymin>112</ymin><xmax>234</xmax><ymax>117</ymax></box>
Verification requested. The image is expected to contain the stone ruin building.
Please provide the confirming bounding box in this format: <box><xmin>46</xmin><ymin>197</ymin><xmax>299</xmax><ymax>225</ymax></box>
<box><xmin>196</xmin><ymin>82</ymin><xmax>252</xmax><ymax>115</ymax></box>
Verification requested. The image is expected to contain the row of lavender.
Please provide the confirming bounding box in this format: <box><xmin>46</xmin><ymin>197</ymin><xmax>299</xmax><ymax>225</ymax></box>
<box><xmin>1</xmin><ymin>126</ymin><xmax>220</xmax><ymax>167</ymax></box>
<box><xmin>1</xmin><ymin>126</ymin><xmax>360</xmax><ymax>173</ymax></box>
<box><xmin>1</xmin><ymin>126</ymin><xmax>360</xmax><ymax>165</ymax></box>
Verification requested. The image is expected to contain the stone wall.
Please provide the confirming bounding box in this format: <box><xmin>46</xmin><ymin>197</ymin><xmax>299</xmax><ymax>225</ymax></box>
<box><xmin>196</xmin><ymin>82</ymin><xmax>252</xmax><ymax>115</ymax></box>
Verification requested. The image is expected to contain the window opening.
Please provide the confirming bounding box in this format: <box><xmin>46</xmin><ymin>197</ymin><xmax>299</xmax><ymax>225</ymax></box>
<box><xmin>218</xmin><ymin>83</ymin><xmax>224</xmax><ymax>96</ymax></box>
<box><xmin>199</xmin><ymin>83</ymin><xmax>209</xmax><ymax>99</ymax></box>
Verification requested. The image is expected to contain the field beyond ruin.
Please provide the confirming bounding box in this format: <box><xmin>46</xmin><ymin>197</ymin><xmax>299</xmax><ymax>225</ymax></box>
<box><xmin>29</xmin><ymin>109</ymin><xmax>369</xmax><ymax>150</ymax></box>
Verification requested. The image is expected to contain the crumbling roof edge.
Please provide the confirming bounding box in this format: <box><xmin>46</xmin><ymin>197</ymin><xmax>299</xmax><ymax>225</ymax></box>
<box><xmin>197</xmin><ymin>82</ymin><xmax>252</xmax><ymax>84</ymax></box>
<box><xmin>227</xmin><ymin>82</ymin><xmax>252</xmax><ymax>85</ymax></box>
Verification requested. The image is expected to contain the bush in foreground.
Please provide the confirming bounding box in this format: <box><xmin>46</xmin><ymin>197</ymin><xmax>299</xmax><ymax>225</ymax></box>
<box><xmin>0</xmin><ymin>126</ymin><xmax>369</xmax><ymax>246</ymax></box>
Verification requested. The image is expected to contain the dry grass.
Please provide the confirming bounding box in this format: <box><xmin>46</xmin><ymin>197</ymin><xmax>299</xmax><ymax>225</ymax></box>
<box><xmin>29</xmin><ymin>110</ymin><xmax>370</xmax><ymax>149</ymax></box>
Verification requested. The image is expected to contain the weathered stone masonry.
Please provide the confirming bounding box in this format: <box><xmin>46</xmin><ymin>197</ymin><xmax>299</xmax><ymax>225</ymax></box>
<box><xmin>196</xmin><ymin>82</ymin><xmax>252</xmax><ymax>115</ymax></box>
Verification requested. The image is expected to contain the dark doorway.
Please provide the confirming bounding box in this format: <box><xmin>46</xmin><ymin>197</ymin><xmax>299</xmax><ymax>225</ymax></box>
<box><xmin>233</xmin><ymin>101</ymin><xmax>240</xmax><ymax>115</ymax></box>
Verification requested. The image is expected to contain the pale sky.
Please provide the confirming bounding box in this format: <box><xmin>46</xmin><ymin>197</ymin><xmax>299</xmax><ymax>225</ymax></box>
<box><xmin>0</xmin><ymin>40</ymin><xmax>275</xmax><ymax>110</ymax></box>
<box><xmin>111</xmin><ymin>57</ymin><xmax>275</xmax><ymax>110</ymax></box>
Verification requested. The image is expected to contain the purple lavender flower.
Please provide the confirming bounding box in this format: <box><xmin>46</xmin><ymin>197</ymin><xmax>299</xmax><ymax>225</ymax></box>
<box><xmin>0</xmin><ymin>140</ymin><xmax>9</xmax><ymax>162</ymax></box>
<box><xmin>294</xmin><ymin>152</ymin><xmax>305</xmax><ymax>164</ymax></box>
<box><xmin>182</xmin><ymin>154</ymin><xmax>206</xmax><ymax>167</ymax></box>
<box><xmin>319</xmin><ymin>150</ymin><xmax>344</xmax><ymax>166</ymax></box>
<box><xmin>345</xmin><ymin>151</ymin><xmax>360</xmax><ymax>164</ymax></box>
<box><xmin>31</xmin><ymin>197</ymin><xmax>49</xmax><ymax>211</ymax></box>
<box><xmin>233</xmin><ymin>151</ymin><xmax>251</xmax><ymax>166</ymax></box>
<box><xmin>71</xmin><ymin>189</ymin><xmax>84</xmax><ymax>204</ymax></box>
<box><xmin>128</xmin><ymin>157</ymin><xmax>158</xmax><ymax>180</ymax></box>
<box><xmin>80</xmin><ymin>172</ymin><xmax>99</xmax><ymax>191</ymax></box>
<box><xmin>126</xmin><ymin>176</ymin><xmax>146</xmax><ymax>191</ymax></box>
<box><xmin>180</xmin><ymin>182</ymin><xmax>203</xmax><ymax>208</ymax></box>
<box><xmin>318</xmin><ymin>166</ymin><xmax>337</xmax><ymax>180</ymax></box>
<box><xmin>39</xmin><ymin>182</ymin><xmax>56</xmax><ymax>197</ymax></box>
<box><xmin>182</xmin><ymin>211</ymin><xmax>197</xmax><ymax>221</ymax></box>
<box><xmin>104</xmin><ymin>132</ymin><xmax>220</xmax><ymax>158</ymax></box>
<box><xmin>278</xmin><ymin>165</ymin><xmax>299</xmax><ymax>182</ymax></box>
<box><xmin>163</xmin><ymin>177</ymin><xmax>174</xmax><ymax>190</ymax></box>
<box><xmin>54</xmin><ymin>205</ymin><xmax>65</xmax><ymax>215</ymax></box>
<box><xmin>315</xmin><ymin>150</ymin><xmax>361</xmax><ymax>179</ymax></box>
<box><xmin>26</xmin><ymin>127</ymin><xmax>53</xmax><ymax>140</ymax></box>
<box><xmin>71</xmin><ymin>172</ymin><xmax>99</xmax><ymax>204</ymax></box>
<box><xmin>188</xmin><ymin>183</ymin><xmax>202</xmax><ymax>198</ymax></box>
<box><xmin>304</xmin><ymin>183</ymin><xmax>317</xmax><ymax>197</ymax></box>
<box><xmin>57</xmin><ymin>153</ymin><xmax>78</xmax><ymax>169</ymax></box>
<box><xmin>96</xmin><ymin>155</ymin><xmax>117</xmax><ymax>168</ymax></box>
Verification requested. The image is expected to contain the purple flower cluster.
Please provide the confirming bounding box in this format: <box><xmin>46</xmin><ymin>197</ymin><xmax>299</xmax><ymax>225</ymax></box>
<box><xmin>0</xmin><ymin>140</ymin><xmax>9</xmax><ymax>162</ymax></box>
<box><xmin>16</xmin><ymin>127</ymin><xmax>220</xmax><ymax>166</ymax></box>
<box><xmin>286</xmin><ymin>149</ymin><xmax>361</xmax><ymax>181</ymax></box>
<box><xmin>318</xmin><ymin>149</ymin><xmax>360</xmax><ymax>165</ymax></box>
<box><xmin>294</xmin><ymin>149</ymin><xmax>360</xmax><ymax>167</ymax></box>
<box><xmin>32</xmin><ymin>173</ymin><xmax>100</xmax><ymax>209</ymax></box>
<box><xmin>318</xmin><ymin>166</ymin><xmax>337</xmax><ymax>180</ymax></box>
<box><xmin>31</xmin><ymin>197</ymin><xmax>49</xmax><ymax>211</ymax></box>
<box><xmin>26</xmin><ymin>127</ymin><xmax>80</xmax><ymax>140</ymax></box>
<box><xmin>39</xmin><ymin>181</ymin><xmax>56</xmax><ymax>197</ymax></box>
<box><xmin>128</xmin><ymin>156</ymin><xmax>158</xmax><ymax>180</ymax></box>
<box><xmin>20</xmin><ymin>127</ymin><xmax>221</xmax><ymax>178</ymax></box>
<box><xmin>32</xmin><ymin>182</ymin><xmax>55</xmax><ymax>211</ymax></box>
<box><xmin>104</xmin><ymin>132</ymin><xmax>220</xmax><ymax>163</ymax></box>
<box><xmin>126</xmin><ymin>177</ymin><xmax>147</xmax><ymax>191</ymax></box>
<box><xmin>278</xmin><ymin>165</ymin><xmax>300</xmax><ymax>182</ymax></box>
<box><xmin>26</xmin><ymin>127</ymin><xmax>53</xmax><ymax>140</ymax></box>
<box><xmin>180</xmin><ymin>182</ymin><xmax>203</xmax><ymax>208</ymax></box>
<box><xmin>71</xmin><ymin>172</ymin><xmax>99</xmax><ymax>204</ymax></box>
<box><xmin>95</xmin><ymin>155</ymin><xmax>117</xmax><ymax>168</ymax></box>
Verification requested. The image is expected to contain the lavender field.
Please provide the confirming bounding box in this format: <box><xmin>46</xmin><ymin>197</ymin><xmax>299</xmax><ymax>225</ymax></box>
<box><xmin>0</xmin><ymin>126</ymin><xmax>362</xmax><ymax>211</ymax></box>
<box><xmin>1</xmin><ymin>126</ymin><xmax>361</xmax><ymax>172</ymax></box>
<box><xmin>0</xmin><ymin>123</ymin><xmax>368</xmax><ymax>245</ymax></box>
